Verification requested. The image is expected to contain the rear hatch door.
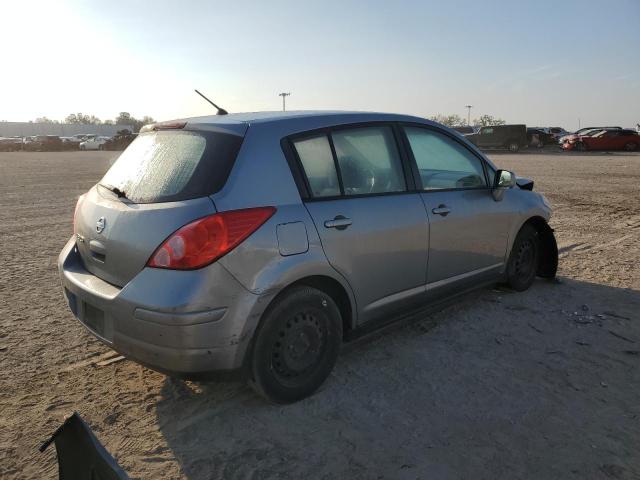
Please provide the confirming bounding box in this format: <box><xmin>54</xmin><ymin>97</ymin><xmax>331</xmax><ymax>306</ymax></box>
<box><xmin>74</xmin><ymin>125</ymin><xmax>246</xmax><ymax>287</ymax></box>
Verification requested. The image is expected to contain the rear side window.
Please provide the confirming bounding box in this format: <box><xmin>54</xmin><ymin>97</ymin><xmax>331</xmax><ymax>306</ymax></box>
<box><xmin>100</xmin><ymin>129</ymin><xmax>243</xmax><ymax>203</ymax></box>
<box><xmin>292</xmin><ymin>135</ymin><xmax>340</xmax><ymax>198</ymax></box>
<box><xmin>404</xmin><ymin>127</ymin><xmax>487</xmax><ymax>190</ymax></box>
<box><xmin>331</xmin><ymin>126</ymin><xmax>406</xmax><ymax>195</ymax></box>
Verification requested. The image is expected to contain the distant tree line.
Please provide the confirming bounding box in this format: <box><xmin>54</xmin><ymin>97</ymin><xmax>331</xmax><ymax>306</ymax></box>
<box><xmin>429</xmin><ymin>114</ymin><xmax>506</xmax><ymax>127</ymax></box>
<box><xmin>32</xmin><ymin>112</ymin><xmax>155</xmax><ymax>132</ymax></box>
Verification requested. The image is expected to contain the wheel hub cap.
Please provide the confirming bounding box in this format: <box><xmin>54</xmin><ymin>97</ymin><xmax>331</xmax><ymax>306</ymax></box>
<box><xmin>272</xmin><ymin>312</ymin><xmax>325</xmax><ymax>378</ymax></box>
<box><xmin>515</xmin><ymin>240</ymin><xmax>534</xmax><ymax>276</ymax></box>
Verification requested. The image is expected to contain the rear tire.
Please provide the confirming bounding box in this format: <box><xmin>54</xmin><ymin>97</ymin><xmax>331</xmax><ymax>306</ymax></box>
<box><xmin>505</xmin><ymin>224</ymin><xmax>540</xmax><ymax>292</ymax></box>
<box><xmin>507</xmin><ymin>141</ymin><xmax>520</xmax><ymax>152</ymax></box>
<box><xmin>624</xmin><ymin>142</ymin><xmax>637</xmax><ymax>151</ymax></box>
<box><xmin>249</xmin><ymin>286</ymin><xmax>342</xmax><ymax>403</ymax></box>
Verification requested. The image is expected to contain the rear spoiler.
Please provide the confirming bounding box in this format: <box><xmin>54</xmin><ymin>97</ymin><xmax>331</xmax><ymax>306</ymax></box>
<box><xmin>140</xmin><ymin>121</ymin><xmax>187</xmax><ymax>133</ymax></box>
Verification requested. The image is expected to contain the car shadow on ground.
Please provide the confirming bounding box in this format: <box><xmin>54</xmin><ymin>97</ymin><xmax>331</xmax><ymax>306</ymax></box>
<box><xmin>155</xmin><ymin>278</ymin><xmax>640</xmax><ymax>480</ymax></box>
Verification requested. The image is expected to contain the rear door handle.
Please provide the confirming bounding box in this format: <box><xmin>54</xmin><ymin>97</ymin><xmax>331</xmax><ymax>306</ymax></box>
<box><xmin>324</xmin><ymin>216</ymin><xmax>352</xmax><ymax>230</ymax></box>
<box><xmin>431</xmin><ymin>205</ymin><xmax>451</xmax><ymax>216</ymax></box>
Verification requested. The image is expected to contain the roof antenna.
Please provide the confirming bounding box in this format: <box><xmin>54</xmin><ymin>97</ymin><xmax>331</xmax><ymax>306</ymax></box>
<box><xmin>194</xmin><ymin>89</ymin><xmax>228</xmax><ymax>115</ymax></box>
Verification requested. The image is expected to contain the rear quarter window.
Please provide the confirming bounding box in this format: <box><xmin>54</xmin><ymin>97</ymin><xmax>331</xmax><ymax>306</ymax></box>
<box><xmin>100</xmin><ymin>129</ymin><xmax>243</xmax><ymax>203</ymax></box>
<box><xmin>292</xmin><ymin>135</ymin><xmax>340</xmax><ymax>198</ymax></box>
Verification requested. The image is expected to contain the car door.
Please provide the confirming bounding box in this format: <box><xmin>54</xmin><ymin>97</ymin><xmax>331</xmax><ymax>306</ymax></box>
<box><xmin>599</xmin><ymin>130</ymin><xmax>621</xmax><ymax>150</ymax></box>
<box><xmin>401</xmin><ymin>125</ymin><xmax>513</xmax><ymax>292</ymax></box>
<box><xmin>290</xmin><ymin>125</ymin><xmax>429</xmax><ymax>324</ymax></box>
<box><xmin>616</xmin><ymin>131</ymin><xmax>637</xmax><ymax>150</ymax></box>
<box><xmin>621</xmin><ymin>132</ymin><xmax>640</xmax><ymax>150</ymax></box>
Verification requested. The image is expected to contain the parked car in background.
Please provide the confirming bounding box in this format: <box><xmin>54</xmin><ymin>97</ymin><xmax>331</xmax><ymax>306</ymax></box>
<box><xmin>465</xmin><ymin>124</ymin><xmax>528</xmax><ymax>152</ymax></box>
<box><xmin>452</xmin><ymin>126</ymin><xmax>476</xmax><ymax>135</ymax></box>
<box><xmin>61</xmin><ymin>137</ymin><xmax>81</xmax><ymax>150</ymax></box>
<box><xmin>103</xmin><ymin>132</ymin><xmax>137</xmax><ymax>151</ymax></box>
<box><xmin>558</xmin><ymin>127</ymin><xmax>621</xmax><ymax>144</ymax></box>
<box><xmin>547</xmin><ymin>127</ymin><xmax>569</xmax><ymax>140</ymax></box>
<box><xmin>560</xmin><ymin>128</ymin><xmax>621</xmax><ymax>146</ymax></box>
<box><xmin>59</xmin><ymin>111</ymin><xmax>558</xmax><ymax>403</ymax></box>
<box><xmin>71</xmin><ymin>134</ymin><xmax>91</xmax><ymax>142</ymax></box>
<box><xmin>22</xmin><ymin>135</ymin><xmax>63</xmax><ymax>151</ymax></box>
<box><xmin>80</xmin><ymin>136</ymin><xmax>110</xmax><ymax>150</ymax></box>
<box><xmin>0</xmin><ymin>136</ymin><xmax>24</xmax><ymax>151</ymax></box>
<box><xmin>562</xmin><ymin>129</ymin><xmax>639</xmax><ymax>151</ymax></box>
<box><xmin>527</xmin><ymin>128</ymin><xmax>555</xmax><ymax>148</ymax></box>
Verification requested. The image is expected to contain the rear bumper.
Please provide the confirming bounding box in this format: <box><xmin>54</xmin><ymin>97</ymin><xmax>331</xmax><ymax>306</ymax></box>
<box><xmin>58</xmin><ymin>237</ymin><xmax>265</xmax><ymax>375</ymax></box>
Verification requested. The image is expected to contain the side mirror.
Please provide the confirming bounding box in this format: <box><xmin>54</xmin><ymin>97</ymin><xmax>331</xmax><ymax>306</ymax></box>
<box><xmin>492</xmin><ymin>169</ymin><xmax>515</xmax><ymax>201</ymax></box>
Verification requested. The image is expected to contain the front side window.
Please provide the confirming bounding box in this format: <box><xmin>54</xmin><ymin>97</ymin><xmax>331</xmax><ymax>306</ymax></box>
<box><xmin>331</xmin><ymin>126</ymin><xmax>406</xmax><ymax>196</ymax></box>
<box><xmin>481</xmin><ymin>127</ymin><xmax>494</xmax><ymax>135</ymax></box>
<box><xmin>292</xmin><ymin>134</ymin><xmax>340</xmax><ymax>198</ymax></box>
<box><xmin>404</xmin><ymin>127</ymin><xmax>487</xmax><ymax>190</ymax></box>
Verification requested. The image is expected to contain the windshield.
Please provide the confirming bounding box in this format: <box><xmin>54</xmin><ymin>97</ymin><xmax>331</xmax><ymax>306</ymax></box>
<box><xmin>100</xmin><ymin>129</ymin><xmax>243</xmax><ymax>203</ymax></box>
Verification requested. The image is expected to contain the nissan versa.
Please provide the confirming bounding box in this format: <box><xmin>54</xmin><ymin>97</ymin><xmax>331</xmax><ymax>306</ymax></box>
<box><xmin>58</xmin><ymin>111</ymin><xmax>558</xmax><ymax>403</ymax></box>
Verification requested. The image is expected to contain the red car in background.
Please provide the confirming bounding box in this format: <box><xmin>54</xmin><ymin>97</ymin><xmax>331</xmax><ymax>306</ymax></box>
<box><xmin>562</xmin><ymin>129</ymin><xmax>639</xmax><ymax>151</ymax></box>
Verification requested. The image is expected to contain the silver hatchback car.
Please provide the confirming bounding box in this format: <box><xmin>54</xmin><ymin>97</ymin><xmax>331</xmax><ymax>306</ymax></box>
<box><xmin>59</xmin><ymin>111</ymin><xmax>558</xmax><ymax>403</ymax></box>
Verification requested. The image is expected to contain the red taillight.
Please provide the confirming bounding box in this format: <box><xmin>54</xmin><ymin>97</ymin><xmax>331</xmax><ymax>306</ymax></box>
<box><xmin>147</xmin><ymin>207</ymin><xmax>276</xmax><ymax>270</ymax></box>
<box><xmin>73</xmin><ymin>194</ymin><xmax>86</xmax><ymax>233</ymax></box>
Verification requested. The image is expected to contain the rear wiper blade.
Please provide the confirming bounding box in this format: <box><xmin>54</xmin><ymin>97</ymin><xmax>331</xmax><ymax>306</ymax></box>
<box><xmin>99</xmin><ymin>183</ymin><xmax>129</xmax><ymax>199</ymax></box>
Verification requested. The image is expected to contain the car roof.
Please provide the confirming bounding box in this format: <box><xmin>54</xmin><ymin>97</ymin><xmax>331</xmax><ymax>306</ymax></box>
<box><xmin>182</xmin><ymin>110</ymin><xmax>430</xmax><ymax>127</ymax></box>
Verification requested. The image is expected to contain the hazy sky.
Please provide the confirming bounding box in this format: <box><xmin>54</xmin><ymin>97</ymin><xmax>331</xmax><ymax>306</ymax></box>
<box><xmin>3</xmin><ymin>0</ymin><xmax>639</xmax><ymax>129</ymax></box>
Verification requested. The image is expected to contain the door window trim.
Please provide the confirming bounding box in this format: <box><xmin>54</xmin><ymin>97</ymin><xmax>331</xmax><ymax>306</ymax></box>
<box><xmin>282</xmin><ymin>121</ymin><xmax>418</xmax><ymax>202</ymax></box>
<box><xmin>397</xmin><ymin>122</ymin><xmax>493</xmax><ymax>193</ymax></box>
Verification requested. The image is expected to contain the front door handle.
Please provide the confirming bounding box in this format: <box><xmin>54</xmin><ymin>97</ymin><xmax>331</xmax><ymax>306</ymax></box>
<box><xmin>324</xmin><ymin>215</ymin><xmax>352</xmax><ymax>230</ymax></box>
<box><xmin>432</xmin><ymin>205</ymin><xmax>451</xmax><ymax>216</ymax></box>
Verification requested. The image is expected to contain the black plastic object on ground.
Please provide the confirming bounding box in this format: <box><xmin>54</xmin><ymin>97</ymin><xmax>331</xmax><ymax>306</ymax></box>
<box><xmin>40</xmin><ymin>412</ymin><xmax>129</xmax><ymax>480</ymax></box>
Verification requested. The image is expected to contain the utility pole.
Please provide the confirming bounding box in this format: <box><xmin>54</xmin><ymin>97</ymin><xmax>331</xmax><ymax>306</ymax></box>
<box><xmin>465</xmin><ymin>105</ymin><xmax>473</xmax><ymax>126</ymax></box>
<box><xmin>279</xmin><ymin>92</ymin><xmax>291</xmax><ymax>111</ymax></box>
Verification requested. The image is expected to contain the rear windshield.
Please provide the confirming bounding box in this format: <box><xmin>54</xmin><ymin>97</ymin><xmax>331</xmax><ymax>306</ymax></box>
<box><xmin>100</xmin><ymin>129</ymin><xmax>243</xmax><ymax>203</ymax></box>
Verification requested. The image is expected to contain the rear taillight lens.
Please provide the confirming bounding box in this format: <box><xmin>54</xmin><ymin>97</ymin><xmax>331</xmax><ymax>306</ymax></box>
<box><xmin>73</xmin><ymin>194</ymin><xmax>86</xmax><ymax>233</ymax></box>
<box><xmin>147</xmin><ymin>206</ymin><xmax>276</xmax><ymax>270</ymax></box>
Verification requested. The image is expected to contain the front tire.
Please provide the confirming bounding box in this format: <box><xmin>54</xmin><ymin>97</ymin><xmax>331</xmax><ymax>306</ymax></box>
<box><xmin>505</xmin><ymin>224</ymin><xmax>540</xmax><ymax>292</ymax></box>
<box><xmin>249</xmin><ymin>286</ymin><xmax>342</xmax><ymax>403</ymax></box>
<box><xmin>624</xmin><ymin>142</ymin><xmax>637</xmax><ymax>151</ymax></box>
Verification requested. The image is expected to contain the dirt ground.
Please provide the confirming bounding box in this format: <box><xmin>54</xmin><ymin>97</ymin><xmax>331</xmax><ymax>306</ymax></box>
<box><xmin>1</xmin><ymin>150</ymin><xmax>639</xmax><ymax>479</ymax></box>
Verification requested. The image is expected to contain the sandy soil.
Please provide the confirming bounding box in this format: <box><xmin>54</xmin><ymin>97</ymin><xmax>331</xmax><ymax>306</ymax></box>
<box><xmin>1</xmin><ymin>150</ymin><xmax>639</xmax><ymax>479</ymax></box>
